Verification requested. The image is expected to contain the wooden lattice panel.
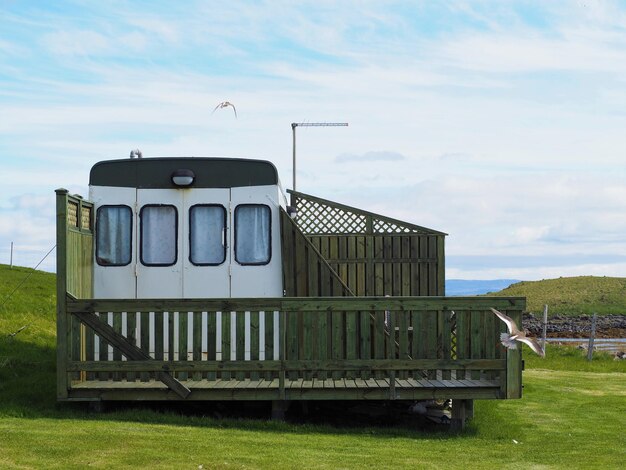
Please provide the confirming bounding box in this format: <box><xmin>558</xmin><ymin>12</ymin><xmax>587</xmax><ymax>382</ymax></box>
<box><xmin>293</xmin><ymin>192</ymin><xmax>439</xmax><ymax>235</ymax></box>
<box><xmin>67</xmin><ymin>201</ymin><xmax>79</xmax><ymax>228</ymax></box>
<box><xmin>450</xmin><ymin>311</ymin><xmax>457</xmax><ymax>360</ymax></box>
<box><xmin>373</xmin><ymin>219</ymin><xmax>420</xmax><ymax>234</ymax></box>
<box><xmin>296</xmin><ymin>199</ymin><xmax>367</xmax><ymax>234</ymax></box>
<box><xmin>81</xmin><ymin>206</ymin><xmax>92</xmax><ymax>231</ymax></box>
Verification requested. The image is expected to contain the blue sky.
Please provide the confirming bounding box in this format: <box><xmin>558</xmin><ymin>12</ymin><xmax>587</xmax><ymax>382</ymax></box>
<box><xmin>1</xmin><ymin>0</ymin><xmax>625</xmax><ymax>279</ymax></box>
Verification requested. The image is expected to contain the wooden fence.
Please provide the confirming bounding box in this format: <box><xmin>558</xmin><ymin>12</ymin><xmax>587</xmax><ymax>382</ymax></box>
<box><xmin>59</xmin><ymin>296</ymin><xmax>524</xmax><ymax>401</ymax></box>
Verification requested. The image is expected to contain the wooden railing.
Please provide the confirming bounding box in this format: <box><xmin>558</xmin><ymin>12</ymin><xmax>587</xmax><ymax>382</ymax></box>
<box><xmin>60</xmin><ymin>296</ymin><xmax>524</xmax><ymax>400</ymax></box>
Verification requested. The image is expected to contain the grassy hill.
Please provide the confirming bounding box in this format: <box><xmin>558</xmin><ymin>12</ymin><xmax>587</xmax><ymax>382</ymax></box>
<box><xmin>486</xmin><ymin>276</ymin><xmax>626</xmax><ymax>316</ymax></box>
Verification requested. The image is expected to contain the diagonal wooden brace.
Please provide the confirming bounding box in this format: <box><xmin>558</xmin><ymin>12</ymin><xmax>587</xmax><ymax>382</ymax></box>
<box><xmin>73</xmin><ymin>311</ymin><xmax>191</xmax><ymax>399</ymax></box>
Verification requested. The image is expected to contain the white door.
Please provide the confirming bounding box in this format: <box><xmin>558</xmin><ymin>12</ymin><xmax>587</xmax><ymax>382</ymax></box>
<box><xmin>182</xmin><ymin>189</ymin><xmax>231</xmax><ymax>298</ymax></box>
<box><xmin>230</xmin><ymin>186</ymin><xmax>283</xmax><ymax>297</ymax></box>
<box><xmin>136</xmin><ymin>189</ymin><xmax>183</xmax><ymax>298</ymax></box>
<box><xmin>91</xmin><ymin>186</ymin><xmax>137</xmax><ymax>299</ymax></box>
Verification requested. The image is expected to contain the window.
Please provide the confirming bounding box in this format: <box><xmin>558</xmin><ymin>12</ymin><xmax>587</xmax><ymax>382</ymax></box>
<box><xmin>234</xmin><ymin>204</ymin><xmax>271</xmax><ymax>265</ymax></box>
<box><xmin>189</xmin><ymin>205</ymin><xmax>226</xmax><ymax>265</ymax></box>
<box><xmin>96</xmin><ymin>205</ymin><xmax>132</xmax><ymax>266</ymax></box>
<box><xmin>140</xmin><ymin>205</ymin><xmax>177</xmax><ymax>266</ymax></box>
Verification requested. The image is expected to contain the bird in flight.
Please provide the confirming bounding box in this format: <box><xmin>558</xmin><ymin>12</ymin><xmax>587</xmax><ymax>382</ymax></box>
<box><xmin>212</xmin><ymin>101</ymin><xmax>237</xmax><ymax>118</ymax></box>
<box><xmin>491</xmin><ymin>308</ymin><xmax>545</xmax><ymax>357</ymax></box>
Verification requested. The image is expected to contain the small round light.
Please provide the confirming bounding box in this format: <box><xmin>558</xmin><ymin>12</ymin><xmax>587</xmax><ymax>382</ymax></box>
<box><xmin>171</xmin><ymin>169</ymin><xmax>195</xmax><ymax>187</ymax></box>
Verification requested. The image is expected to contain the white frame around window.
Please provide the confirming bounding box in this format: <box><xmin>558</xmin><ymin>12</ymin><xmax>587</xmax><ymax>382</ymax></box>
<box><xmin>234</xmin><ymin>204</ymin><xmax>271</xmax><ymax>265</ymax></box>
<box><xmin>95</xmin><ymin>205</ymin><xmax>133</xmax><ymax>266</ymax></box>
<box><xmin>189</xmin><ymin>204</ymin><xmax>227</xmax><ymax>266</ymax></box>
<box><xmin>140</xmin><ymin>204</ymin><xmax>178</xmax><ymax>266</ymax></box>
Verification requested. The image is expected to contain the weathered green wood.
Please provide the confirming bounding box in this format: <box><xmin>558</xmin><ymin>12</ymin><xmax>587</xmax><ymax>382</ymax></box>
<box><xmin>55</xmin><ymin>189</ymin><xmax>70</xmax><ymax>399</ymax></box>
<box><xmin>98</xmin><ymin>313</ymin><xmax>109</xmax><ymax>381</ymax></box>
<box><xmin>68</xmin><ymin>358</ymin><xmax>505</xmax><ymax>373</ymax></box>
<box><xmin>437</xmin><ymin>235</ymin><xmax>445</xmax><ymax>295</ymax></box>
<box><xmin>125</xmin><ymin>312</ymin><xmax>137</xmax><ymax>382</ymax></box>
<box><xmin>295</xmin><ymin>221</ymin><xmax>308</xmax><ymax>295</ymax></box>
<box><xmin>73</xmin><ymin>311</ymin><xmax>190</xmax><ymax>398</ymax></box>
<box><xmin>112</xmin><ymin>311</ymin><xmax>122</xmax><ymax>382</ymax></box>
<box><xmin>69</xmin><ymin>296</ymin><xmax>526</xmax><ymax>314</ymax></box>
<box><xmin>179</xmin><ymin>312</ymin><xmax>189</xmax><ymax>381</ymax></box>
<box><xmin>441</xmin><ymin>310</ymin><xmax>452</xmax><ymax>380</ymax></box>
<box><xmin>456</xmin><ymin>309</ymin><xmax>470</xmax><ymax>380</ymax></box>
<box><xmin>426</xmin><ymin>310</ymin><xmax>437</xmax><ymax>379</ymax></box>
<box><xmin>221</xmin><ymin>312</ymin><xmax>231</xmax><ymax>380</ymax></box>
<box><xmin>279</xmin><ymin>310</ymin><xmax>286</xmax><ymax>399</ymax></box>
<box><xmin>207</xmin><ymin>311</ymin><xmax>216</xmax><ymax>381</ymax></box>
<box><xmin>280</xmin><ymin>209</ymin><xmax>353</xmax><ymax>298</ymax></box>
<box><xmin>264</xmin><ymin>310</ymin><xmax>274</xmax><ymax>381</ymax></box>
<box><xmin>140</xmin><ymin>311</ymin><xmax>150</xmax><ymax>381</ymax></box>
<box><xmin>428</xmin><ymin>236</ymin><xmax>438</xmax><ymax>296</ymax></box>
<box><xmin>250</xmin><ymin>311</ymin><xmax>260</xmax><ymax>381</ymax></box>
<box><xmin>484</xmin><ymin>309</ymin><xmax>496</xmax><ymax>381</ymax></box>
<box><xmin>155</xmin><ymin>311</ymin><xmax>164</xmax><ymax>363</ymax></box>
<box><xmin>193</xmin><ymin>311</ymin><xmax>202</xmax><ymax>381</ymax></box>
<box><xmin>470</xmin><ymin>311</ymin><xmax>483</xmax><ymax>380</ymax></box>
<box><xmin>506</xmin><ymin>309</ymin><xmax>523</xmax><ymax>398</ymax></box>
<box><xmin>235</xmin><ymin>311</ymin><xmax>245</xmax><ymax>381</ymax></box>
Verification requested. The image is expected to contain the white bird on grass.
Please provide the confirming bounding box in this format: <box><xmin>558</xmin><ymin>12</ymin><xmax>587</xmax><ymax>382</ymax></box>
<box><xmin>490</xmin><ymin>308</ymin><xmax>545</xmax><ymax>357</ymax></box>
<box><xmin>212</xmin><ymin>101</ymin><xmax>237</xmax><ymax>118</ymax></box>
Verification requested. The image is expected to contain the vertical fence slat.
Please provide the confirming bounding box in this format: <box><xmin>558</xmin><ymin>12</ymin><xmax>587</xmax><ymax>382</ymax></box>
<box><xmin>221</xmin><ymin>312</ymin><xmax>231</xmax><ymax>380</ymax></box>
<box><xmin>193</xmin><ymin>311</ymin><xmax>202</xmax><ymax>380</ymax></box>
<box><xmin>178</xmin><ymin>312</ymin><xmax>188</xmax><ymax>381</ymax></box>
<box><xmin>207</xmin><ymin>311</ymin><xmax>217</xmax><ymax>381</ymax></box>
<box><xmin>250</xmin><ymin>311</ymin><xmax>260</xmax><ymax>381</ymax></box>
<box><xmin>236</xmin><ymin>311</ymin><xmax>245</xmax><ymax>381</ymax></box>
<box><xmin>470</xmin><ymin>310</ymin><xmax>483</xmax><ymax>380</ymax></box>
<box><xmin>126</xmin><ymin>312</ymin><xmax>137</xmax><ymax>382</ymax></box>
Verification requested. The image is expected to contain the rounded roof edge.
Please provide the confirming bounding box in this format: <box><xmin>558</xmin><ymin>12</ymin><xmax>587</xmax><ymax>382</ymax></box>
<box><xmin>89</xmin><ymin>157</ymin><xmax>279</xmax><ymax>189</ymax></box>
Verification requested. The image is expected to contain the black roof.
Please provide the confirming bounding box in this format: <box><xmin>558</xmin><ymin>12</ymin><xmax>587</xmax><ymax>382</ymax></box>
<box><xmin>89</xmin><ymin>157</ymin><xmax>279</xmax><ymax>188</ymax></box>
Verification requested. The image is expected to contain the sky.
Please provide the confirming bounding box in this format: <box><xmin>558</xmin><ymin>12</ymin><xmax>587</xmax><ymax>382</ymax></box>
<box><xmin>0</xmin><ymin>0</ymin><xmax>625</xmax><ymax>280</ymax></box>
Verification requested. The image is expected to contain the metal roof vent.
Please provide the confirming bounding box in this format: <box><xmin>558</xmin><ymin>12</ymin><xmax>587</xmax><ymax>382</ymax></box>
<box><xmin>130</xmin><ymin>149</ymin><xmax>143</xmax><ymax>159</ymax></box>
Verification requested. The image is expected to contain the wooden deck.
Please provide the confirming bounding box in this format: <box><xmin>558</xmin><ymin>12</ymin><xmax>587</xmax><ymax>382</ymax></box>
<box><xmin>69</xmin><ymin>376</ymin><xmax>502</xmax><ymax>401</ymax></box>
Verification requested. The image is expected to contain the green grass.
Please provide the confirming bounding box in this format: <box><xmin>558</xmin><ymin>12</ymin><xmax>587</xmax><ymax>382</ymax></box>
<box><xmin>1</xmin><ymin>264</ymin><xmax>625</xmax><ymax>468</ymax></box>
<box><xmin>487</xmin><ymin>275</ymin><xmax>626</xmax><ymax>316</ymax></box>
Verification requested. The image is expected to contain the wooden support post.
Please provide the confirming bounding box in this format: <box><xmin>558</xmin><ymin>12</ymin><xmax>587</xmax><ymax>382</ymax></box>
<box><xmin>587</xmin><ymin>313</ymin><xmax>597</xmax><ymax>361</ymax></box>
<box><xmin>541</xmin><ymin>304</ymin><xmax>548</xmax><ymax>353</ymax></box>
<box><xmin>450</xmin><ymin>399</ymin><xmax>467</xmax><ymax>432</ymax></box>
<box><xmin>55</xmin><ymin>189</ymin><xmax>69</xmax><ymax>400</ymax></box>
<box><xmin>465</xmin><ymin>399</ymin><xmax>474</xmax><ymax>420</ymax></box>
<box><xmin>271</xmin><ymin>400</ymin><xmax>289</xmax><ymax>421</ymax></box>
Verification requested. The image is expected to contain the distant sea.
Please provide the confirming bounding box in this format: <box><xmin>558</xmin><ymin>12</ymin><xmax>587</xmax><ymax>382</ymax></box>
<box><xmin>445</xmin><ymin>279</ymin><xmax>521</xmax><ymax>296</ymax></box>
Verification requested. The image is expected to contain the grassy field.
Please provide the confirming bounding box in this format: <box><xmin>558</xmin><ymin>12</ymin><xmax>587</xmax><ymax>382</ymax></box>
<box><xmin>487</xmin><ymin>275</ymin><xmax>626</xmax><ymax>316</ymax></box>
<box><xmin>1</xmin><ymin>264</ymin><xmax>625</xmax><ymax>468</ymax></box>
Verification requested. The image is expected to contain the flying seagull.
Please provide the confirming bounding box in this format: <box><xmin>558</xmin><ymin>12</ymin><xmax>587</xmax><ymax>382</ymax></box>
<box><xmin>212</xmin><ymin>101</ymin><xmax>237</xmax><ymax>118</ymax></box>
<box><xmin>490</xmin><ymin>308</ymin><xmax>545</xmax><ymax>357</ymax></box>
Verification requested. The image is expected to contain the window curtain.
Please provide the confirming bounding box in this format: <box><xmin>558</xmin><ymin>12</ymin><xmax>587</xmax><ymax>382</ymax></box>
<box><xmin>235</xmin><ymin>205</ymin><xmax>270</xmax><ymax>264</ymax></box>
<box><xmin>190</xmin><ymin>206</ymin><xmax>225</xmax><ymax>264</ymax></box>
<box><xmin>96</xmin><ymin>206</ymin><xmax>131</xmax><ymax>265</ymax></box>
<box><xmin>141</xmin><ymin>206</ymin><xmax>177</xmax><ymax>265</ymax></box>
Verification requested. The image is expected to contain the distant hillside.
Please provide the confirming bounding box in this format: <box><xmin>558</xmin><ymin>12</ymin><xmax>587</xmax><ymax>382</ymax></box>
<box><xmin>486</xmin><ymin>276</ymin><xmax>626</xmax><ymax>316</ymax></box>
<box><xmin>0</xmin><ymin>263</ymin><xmax>56</xmax><ymax>341</ymax></box>
<box><xmin>446</xmin><ymin>279</ymin><xmax>520</xmax><ymax>296</ymax></box>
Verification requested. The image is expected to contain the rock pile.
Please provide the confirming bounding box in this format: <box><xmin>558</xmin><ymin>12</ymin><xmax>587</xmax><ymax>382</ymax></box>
<box><xmin>522</xmin><ymin>313</ymin><xmax>626</xmax><ymax>338</ymax></box>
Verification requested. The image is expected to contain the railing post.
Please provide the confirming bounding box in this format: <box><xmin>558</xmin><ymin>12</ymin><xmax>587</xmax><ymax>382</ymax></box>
<box><xmin>55</xmin><ymin>189</ymin><xmax>69</xmax><ymax>399</ymax></box>
<box><xmin>505</xmin><ymin>309</ymin><xmax>523</xmax><ymax>399</ymax></box>
<box><xmin>279</xmin><ymin>309</ymin><xmax>286</xmax><ymax>400</ymax></box>
<box><xmin>587</xmin><ymin>313</ymin><xmax>597</xmax><ymax>361</ymax></box>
